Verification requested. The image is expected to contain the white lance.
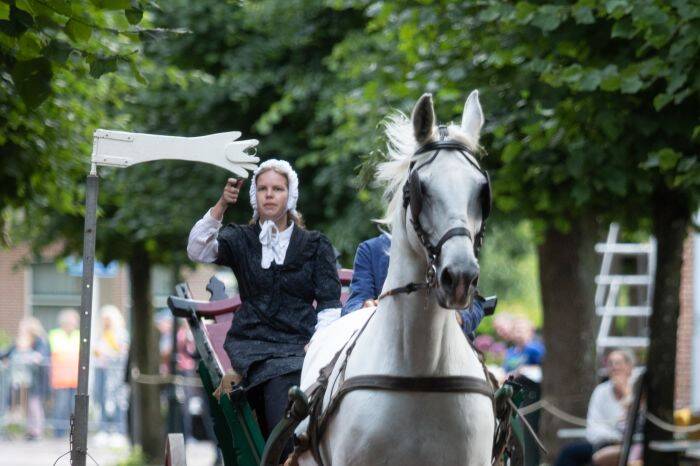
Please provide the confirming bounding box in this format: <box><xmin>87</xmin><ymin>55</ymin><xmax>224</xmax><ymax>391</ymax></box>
<box><xmin>72</xmin><ymin>130</ymin><xmax>259</xmax><ymax>466</ymax></box>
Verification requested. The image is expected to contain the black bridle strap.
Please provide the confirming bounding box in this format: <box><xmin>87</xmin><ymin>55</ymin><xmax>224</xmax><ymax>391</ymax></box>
<box><xmin>413</xmin><ymin>141</ymin><xmax>487</xmax><ymax>177</ymax></box>
<box><xmin>431</xmin><ymin>226</ymin><xmax>471</xmax><ymax>257</ymax></box>
<box><xmin>378</xmin><ymin>227</ymin><xmax>472</xmax><ymax>301</ymax></box>
<box><xmin>377</xmin><ymin>282</ymin><xmax>429</xmax><ymax>300</ymax></box>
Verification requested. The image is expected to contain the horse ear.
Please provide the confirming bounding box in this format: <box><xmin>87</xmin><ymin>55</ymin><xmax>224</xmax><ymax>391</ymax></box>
<box><xmin>461</xmin><ymin>90</ymin><xmax>484</xmax><ymax>141</ymax></box>
<box><xmin>411</xmin><ymin>93</ymin><xmax>435</xmax><ymax>145</ymax></box>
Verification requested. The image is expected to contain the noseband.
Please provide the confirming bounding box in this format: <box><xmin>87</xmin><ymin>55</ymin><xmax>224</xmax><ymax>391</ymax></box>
<box><xmin>380</xmin><ymin>125</ymin><xmax>491</xmax><ymax>300</ymax></box>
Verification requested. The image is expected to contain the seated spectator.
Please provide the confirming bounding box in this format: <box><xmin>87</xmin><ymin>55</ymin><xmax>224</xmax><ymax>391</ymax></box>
<box><xmin>341</xmin><ymin>232</ymin><xmax>485</xmax><ymax>337</ymax></box>
<box><xmin>554</xmin><ymin>349</ymin><xmax>636</xmax><ymax>466</ymax></box>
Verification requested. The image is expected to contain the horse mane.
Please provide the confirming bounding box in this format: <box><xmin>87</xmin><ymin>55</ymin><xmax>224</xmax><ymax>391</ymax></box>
<box><xmin>376</xmin><ymin>111</ymin><xmax>483</xmax><ymax>226</ymax></box>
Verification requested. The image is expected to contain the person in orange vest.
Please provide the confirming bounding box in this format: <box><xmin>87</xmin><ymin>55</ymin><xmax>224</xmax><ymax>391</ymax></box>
<box><xmin>48</xmin><ymin>308</ymin><xmax>80</xmax><ymax>438</ymax></box>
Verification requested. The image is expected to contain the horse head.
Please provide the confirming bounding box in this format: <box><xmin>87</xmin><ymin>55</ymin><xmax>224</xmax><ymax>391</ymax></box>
<box><xmin>404</xmin><ymin>91</ymin><xmax>490</xmax><ymax>309</ymax></box>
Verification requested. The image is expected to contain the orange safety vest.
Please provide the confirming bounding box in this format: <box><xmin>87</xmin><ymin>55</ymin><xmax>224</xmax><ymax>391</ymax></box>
<box><xmin>49</xmin><ymin>329</ymin><xmax>80</xmax><ymax>389</ymax></box>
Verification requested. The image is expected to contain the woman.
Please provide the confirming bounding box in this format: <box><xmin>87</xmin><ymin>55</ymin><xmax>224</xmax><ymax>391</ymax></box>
<box><xmin>1</xmin><ymin>317</ymin><xmax>50</xmax><ymax>440</ymax></box>
<box><xmin>93</xmin><ymin>305</ymin><xmax>128</xmax><ymax>436</ymax></box>
<box><xmin>187</xmin><ymin>159</ymin><xmax>341</xmax><ymax>441</ymax></box>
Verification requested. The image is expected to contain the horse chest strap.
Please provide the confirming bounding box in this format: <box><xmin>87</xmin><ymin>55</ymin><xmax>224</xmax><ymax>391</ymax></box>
<box><xmin>337</xmin><ymin>374</ymin><xmax>494</xmax><ymax>397</ymax></box>
<box><xmin>320</xmin><ymin>374</ymin><xmax>494</xmax><ymax>432</ymax></box>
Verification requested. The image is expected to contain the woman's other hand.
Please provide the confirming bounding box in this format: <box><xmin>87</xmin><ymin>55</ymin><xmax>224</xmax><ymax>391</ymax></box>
<box><xmin>362</xmin><ymin>299</ymin><xmax>379</xmax><ymax>309</ymax></box>
<box><xmin>212</xmin><ymin>178</ymin><xmax>243</xmax><ymax>220</ymax></box>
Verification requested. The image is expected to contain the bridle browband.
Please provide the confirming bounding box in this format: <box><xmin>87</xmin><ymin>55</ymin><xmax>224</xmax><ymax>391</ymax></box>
<box><xmin>379</xmin><ymin>125</ymin><xmax>491</xmax><ymax>301</ymax></box>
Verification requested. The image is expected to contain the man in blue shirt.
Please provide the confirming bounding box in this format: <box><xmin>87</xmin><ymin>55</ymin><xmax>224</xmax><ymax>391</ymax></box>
<box><xmin>342</xmin><ymin>233</ymin><xmax>485</xmax><ymax>337</ymax></box>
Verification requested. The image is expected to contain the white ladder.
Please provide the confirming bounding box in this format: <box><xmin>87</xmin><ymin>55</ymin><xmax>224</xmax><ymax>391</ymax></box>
<box><xmin>595</xmin><ymin>223</ymin><xmax>657</xmax><ymax>356</ymax></box>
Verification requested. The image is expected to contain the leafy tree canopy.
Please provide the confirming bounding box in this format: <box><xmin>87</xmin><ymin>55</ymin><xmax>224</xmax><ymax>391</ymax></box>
<box><xmin>0</xmin><ymin>0</ymin><xmax>177</xmax><ymax>240</ymax></box>
<box><xmin>319</xmin><ymin>0</ymin><xmax>699</xmax><ymax>234</ymax></box>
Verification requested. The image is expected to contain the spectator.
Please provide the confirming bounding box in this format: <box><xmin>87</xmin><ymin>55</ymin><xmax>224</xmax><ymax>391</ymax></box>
<box><xmin>155</xmin><ymin>309</ymin><xmax>174</xmax><ymax>376</ymax></box>
<box><xmin>493</xmin><ymin>312</ymin><xmax>515</xmax><ymax>343</ymax></box>
<box><xmin>554</xmin><ymin>349</ymin><xmax>636</xmax><ymax>466</ymax></box>
<box><xmin>502</xmin><ymin>316</ymin><xmax>545</xmax><ymax>375</ymax></box>
<box><xmin>48</xmin><ymin>308</ymin><xmax>80</xmax><ymax>438</ymax></box>
<box><xmin>0</xmin><ymin>317</ymin><xmax>50</xmax><ymax>440</ymax></box>
<box><xmin>93</xmin><ymin>305</ymin><xmax>128</xmax><ymax>438</ymax></box>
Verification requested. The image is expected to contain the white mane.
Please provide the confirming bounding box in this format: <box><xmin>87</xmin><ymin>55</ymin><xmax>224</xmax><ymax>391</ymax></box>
<box><xmin>376</xmin><ymin>112</ymin><xmax>483</xmax><ymax>226</ymax></box>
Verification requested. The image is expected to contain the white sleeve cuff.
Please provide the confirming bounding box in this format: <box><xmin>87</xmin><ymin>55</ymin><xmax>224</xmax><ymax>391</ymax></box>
<box><xmin>187</xmin><ymin>209</ymin><xmax>222</xmax><ymax>263</ymax></box>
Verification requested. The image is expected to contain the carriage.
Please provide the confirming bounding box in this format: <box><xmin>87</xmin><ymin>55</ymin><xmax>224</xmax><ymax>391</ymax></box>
<box><xmin>164</xmin><ymin>270</ymin><xmax>528</xmax><ymax>466</ymax></box>
<box><xmin>160</xmin><ymin>91</ymin><xmax>539</xmax><ymax>466</ymax></box>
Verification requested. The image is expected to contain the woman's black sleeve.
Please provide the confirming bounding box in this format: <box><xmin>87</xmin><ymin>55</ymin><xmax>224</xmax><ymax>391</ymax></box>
<box><xmin>313</xmin><ymin>235</ymin><xmax>342</xmax><ymax>312</ymax></box>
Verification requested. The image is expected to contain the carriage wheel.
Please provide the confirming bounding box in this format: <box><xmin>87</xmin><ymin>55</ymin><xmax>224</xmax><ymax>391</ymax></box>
<box><xmin>164</xmin><ymin>433</ymin><xmax>187</xmax><ymax>466</ymax></box>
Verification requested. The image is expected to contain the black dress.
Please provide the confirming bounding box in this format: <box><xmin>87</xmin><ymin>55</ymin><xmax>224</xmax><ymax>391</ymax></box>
<box><xmin>215</xmin><ymin>222</ymin><xmax>341</xmax><ymax>389</ymax></box>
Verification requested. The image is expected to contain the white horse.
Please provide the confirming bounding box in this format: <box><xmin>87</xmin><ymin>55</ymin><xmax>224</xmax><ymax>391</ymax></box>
<box><xmin>297</xmin><ymin>91</ymin><xmax>495</xmax><ymax>466</ymax></box>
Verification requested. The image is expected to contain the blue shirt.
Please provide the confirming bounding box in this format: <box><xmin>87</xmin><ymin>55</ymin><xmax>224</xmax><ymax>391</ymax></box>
<box><xmin>342</xmin><ymin>234</ymin><xmax>484</xmax><ymax>336</ymax></box>
<box><xmin>503</xmin><ymin>339</ymin><xmax>545</xmax><ymax>373</ymax></box>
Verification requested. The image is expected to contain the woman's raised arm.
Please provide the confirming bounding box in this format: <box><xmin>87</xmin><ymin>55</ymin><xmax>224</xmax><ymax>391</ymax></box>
<box><xmin>187</xmin><ymin>178</ymin><xmax>243</xmax><ymax>263</ymax></box>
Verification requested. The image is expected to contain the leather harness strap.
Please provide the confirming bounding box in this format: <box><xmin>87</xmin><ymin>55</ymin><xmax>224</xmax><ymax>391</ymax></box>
<box><xmin>377</xmin><ymin>281</ymin><xmax>429</xmax><ymax>300</ymax></box>
<box><xmin>324</xmin><ymin>375</ymin><xmax>493</xmax><ymax>422</ymax></box>
<box><xmin>304</xmin><ymin>310</ymin><xmax>497</xmax><ymax>466</ymax></box>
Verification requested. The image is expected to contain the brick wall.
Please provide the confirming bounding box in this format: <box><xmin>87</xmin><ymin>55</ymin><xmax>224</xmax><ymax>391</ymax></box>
<box><xmin>0</xmin><ymin>244</ymin><xmax>29</xmax><ymax>339</ymax></box>
<box><xmin>676</xmin><ymin>232</ymin><xmax>694</xmax><ymax>408</ymax></box>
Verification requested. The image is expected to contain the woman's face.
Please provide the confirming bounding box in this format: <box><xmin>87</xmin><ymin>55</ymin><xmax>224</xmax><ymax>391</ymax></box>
<box><xmin>607</xmin><ymin>351</ymin><xmax>632</xmax><ymax>379</ymax></box>
<box><xmin>256</xmin><ymin>170</ymin><xmax>289</xmax><ymax>221</ymax></box>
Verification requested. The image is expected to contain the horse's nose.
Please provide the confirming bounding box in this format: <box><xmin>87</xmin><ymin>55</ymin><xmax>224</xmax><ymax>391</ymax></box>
<box><xmin>440</xmin><ymin>262</ymin><xmax>479</xmax><ymax>304</ymax></box>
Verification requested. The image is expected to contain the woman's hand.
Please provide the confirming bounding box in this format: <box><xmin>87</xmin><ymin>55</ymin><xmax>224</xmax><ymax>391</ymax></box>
<box><xmin>361</xmin><ymin>299</ymin><xmax>379</xmax><ymax>309</ymax></box>
<box><xmin>212</xmin><ymin>178</ymin><xmax>243</xmax><ymax>220</ymax></box>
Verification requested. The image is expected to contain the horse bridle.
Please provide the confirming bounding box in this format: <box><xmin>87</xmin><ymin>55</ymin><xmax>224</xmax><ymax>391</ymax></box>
<box><xmin>379</xmin><ymin>125</ymin><xmax>491</xmax><ymax>299</ymax></box>
<box><xmin>299</xmin><ymin>133</ymin><xmax>497</xmax><ymax>462</ymax></box>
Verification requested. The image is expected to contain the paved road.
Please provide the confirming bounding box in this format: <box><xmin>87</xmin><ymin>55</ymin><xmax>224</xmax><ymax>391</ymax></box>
<box><xmin>0</xmin><ymin>436</ymin><xmax>217</xmax><ymax>466</ymax></box>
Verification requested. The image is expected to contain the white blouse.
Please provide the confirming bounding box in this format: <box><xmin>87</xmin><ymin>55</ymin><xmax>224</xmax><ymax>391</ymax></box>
<box><xmin>186</xmin><ymin>209</ymin><xmax>340</xmax><ymax>330</ymax></box>
<box><xmin>187</xmin><ymin>209</ymin><xmax>294</xmax><ymax>268</ymax></box>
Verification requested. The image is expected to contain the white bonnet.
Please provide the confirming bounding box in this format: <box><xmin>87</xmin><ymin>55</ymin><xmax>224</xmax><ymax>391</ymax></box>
<box><xmin>249</xmin><ymin>159</ymin><xmax>299</xmax><ymax>220</ymax></box>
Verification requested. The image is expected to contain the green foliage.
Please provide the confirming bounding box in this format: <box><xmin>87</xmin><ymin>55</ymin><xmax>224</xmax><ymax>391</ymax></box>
<box><xmin>1</xmin><ymin>0</ymin><xmax>149</xmax><ymax>108</ymax></box>
<box><xmin>6</xmin><ymin>0</ymin><xmax>698</xmax><ymax>323</ymax></box>
<box><xmin>479</xmin><ymin>217</ymin><xmax>542</xmax><ymax>325</ymax></box>
<box><xmin>319</xmin><ymin>0</ymin><xmax>699</xmax><ymax>234</ymax></box>
<box><xmin>0</xmin><ymin>0</ymin><xmax>152</xmax><ymax>243</ymax></box>
<box><xmin>113</xmin><ymin>0</ymin><xmax>372</xmax><ymax>262</ymax></box>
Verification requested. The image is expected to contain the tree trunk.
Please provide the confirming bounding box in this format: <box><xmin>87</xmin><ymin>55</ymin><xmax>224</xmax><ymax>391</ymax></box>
<box><xmin>128</xmin><ymin>244</ymin><xmax>164</xmax><ymax>463</ymax></box>
<box><xmin>643</xmin><ymin>186</ymin><xmax>691</xmax><ymax>466</ymax></box>
<box><xmin>538</xmin><ymin>215</ymin><xmax>599</xmax><ymax>461</ymax></box>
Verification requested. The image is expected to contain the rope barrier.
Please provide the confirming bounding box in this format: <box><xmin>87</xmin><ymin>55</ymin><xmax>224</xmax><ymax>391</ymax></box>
<box><xmin>130</xmin><ymin>368</ymin><xmax>203</xmax><ymax>387</ymax></box>
<box><xmin>645</xmin><ymin>412</ymin><xmax>700</xmax><ymax>434</ymax></box>
<box><xmin>517</xmin><ymin>399</ymin><xmax>700</xmax><ymax>434</ymax></box>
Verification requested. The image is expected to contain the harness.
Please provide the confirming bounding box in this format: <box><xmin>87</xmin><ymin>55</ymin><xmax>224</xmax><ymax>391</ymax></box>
<box><xmin>260</xmin><ymin>126</ymin><xmax>543</xmax><ymax>466</ymax></box>
<box><xmin>305</xmin><ymin>127</ymin><xmax>496</xmax><ymax>464</ymax></box>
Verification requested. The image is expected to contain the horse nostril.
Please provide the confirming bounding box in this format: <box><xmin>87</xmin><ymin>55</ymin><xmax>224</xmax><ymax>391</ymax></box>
<box><xmin>441</xmin><ymin>268</ymin><xmax>454</xmax><ymax>289</ymax></box>
<box><xmin>470</xmin><ymin>275</ymin><xmax>479</xmax><ymax>289</ymax></box>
